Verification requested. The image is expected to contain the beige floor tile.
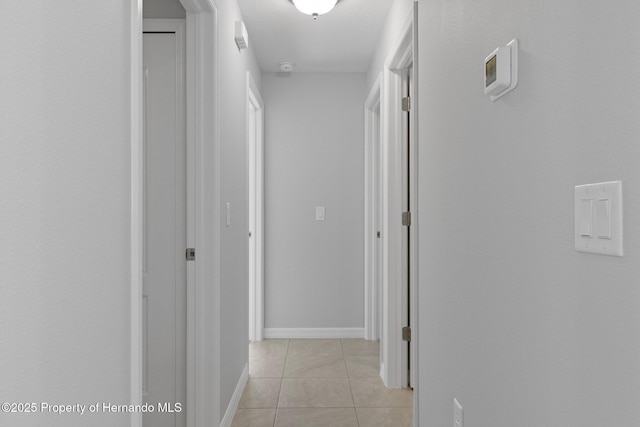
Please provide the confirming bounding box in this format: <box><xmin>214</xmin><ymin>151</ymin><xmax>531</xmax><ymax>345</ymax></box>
<box><xmin>238</xmin><ymin>378</ymin><xmax>282</xmax><ymax>408</ymax></box>
<box><xmin>275</xmin><ymin>408</ymin><xmax>358</xmax><ymax>427</ymax></box>
<box><xmin>250</xmin><ymin>355</ymin><xmax>286</xmax><ymax>378</ymax></box>
<box><xmin>284</xmin><ymin>356</ymin><xmax>348</xmax><ymax>378</ymax></box>
<box><xmin>350</xmin><ymin>378</ymin><xmax>412</xmax><ymax>408</ymax></box>
<box><xmin>345</xmin><ymin>356</ymin><xmax>380</xmax><ymax>378</ymax></box>
<box><xmin>278</xmin><ymin>378</ymin><xmax>353</xmax><ymax>408</ymax></box>
<box><xmin>232</xmin><ymin>408</ymin><xmax>276</xmax><ymax>427</ymax></box>
<box><xmin>356</xmin><ymin>408</ymin><xmax>413</xmax><ymax>427</ymax></box>
<box><xmin>287</xmin><ymin>339</ymin><xmax>343</xmax><ymax>357</ymax></box>
<box><xmin>341</xmin><ymin>339</ymin><xmax>380</xmax><ymax>356</ymax></box>
<box><xmin>250</xmin><ymin>339</ymin><xmax>289</xmax><ymax>358</ymax></box>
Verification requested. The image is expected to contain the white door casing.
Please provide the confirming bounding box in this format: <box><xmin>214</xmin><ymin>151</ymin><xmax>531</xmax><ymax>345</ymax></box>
<box><xmin>143</xmin><ymin>20</ymin><xmax>187</xmax><ymax>427</ymax></box>
<box><xmin>411</xmin><ymin>5</ymin><xmax>420</xmax><ymax>424</ymax></box>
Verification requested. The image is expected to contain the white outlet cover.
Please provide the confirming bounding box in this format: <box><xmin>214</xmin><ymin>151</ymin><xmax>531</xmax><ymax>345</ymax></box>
<box><xmin>574</xmin><ymin>181</ymin><xmax>623</xmax><ymax>256</ymax></box>
<box><xmin>454</xmin><ymin>398</ymin><xmax>463</xmax><ymax>427</ymax></box>
<box><xmin>316</xmin><ymin>206</ymin><xmax>325</xmax><ymax>221</ymax></box>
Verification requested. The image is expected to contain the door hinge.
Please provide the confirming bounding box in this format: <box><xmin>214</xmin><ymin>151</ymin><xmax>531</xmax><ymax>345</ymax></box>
<box><xmin>402</xmin><ymin>96</ymin><xmax>411</xmax><ymax>112</ymax></box>
<box><xmin>402</xmin><ymin>211</ymin><xmax>412</xmax><ymax>227</ymax></box>
<box><xmin>402</xmin><ymin>326</ymin><xmax>411</xmax><ymax>342</ymax></box>
<box><xmin>186</xmin><ymin>248</ymin><xmax>196</xmax><ymax>261</ymax></box>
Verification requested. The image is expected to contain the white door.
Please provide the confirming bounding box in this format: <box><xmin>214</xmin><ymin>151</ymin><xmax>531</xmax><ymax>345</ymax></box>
<box><xmin>373</xmin><ymin>104</ymin><xmax>382</xmax><ymax>340</ymax></box>
<box><xmin>247</xmin><ymin>73</ymin><xmax>264</xmax><ymax>342</ymax></box>
<box><xmin>248</xmin><ymin>103</ymin><xmax>257</xmax><ymax>340</ymax></box>
<box><xmin>143</xmin><ymin>23</ymin><xmax>186</xmax><ymax>427</ymax></box>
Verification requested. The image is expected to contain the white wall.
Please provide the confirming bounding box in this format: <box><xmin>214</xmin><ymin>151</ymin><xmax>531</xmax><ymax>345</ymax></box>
<box><xmin>262</xmin><ymin>72</ymin><xmax>366</xmax><ymax>331</ymax></box>
<box><xmin>0</xmin><ymin>2</ymin><xmax>132</xmax><ymax>427</ymax></box>
<box><xmin>144</xmin><ymin>0</ymin><xmax>185</xmax><ymax>19</ymax></box>
<box><xmin>418</xmin><ymin>0</ymin><xmax>640</xmax><ymax>425</ymax></box>
<box><xmin>366</xmin><ymin>0</ymin><xmax>414</xmax><ymax>92</ymax></box>
<box><xmin>217</xmin><ymin>0</ymin><xmax>263</xmax><ymax>420</ymax></box>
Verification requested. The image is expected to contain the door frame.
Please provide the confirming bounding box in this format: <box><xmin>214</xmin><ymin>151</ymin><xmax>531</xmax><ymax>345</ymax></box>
<box><xmin>379</xmin><ymin>9</ymin><xmax>417</xmax><ymax>390</ymax></box>
<box><xmin>364</xmin><ymin>73</ymin><xmax>382</xmax><ymax>342</ymax></box>
<box><xmin>131</xmin><ymin>1</ymin><xmax>220</xmax><ymax>427</ymax></box>
<box><xmin>246</xmin><ymin>71</ymin><xmax>265</xmax><ymax>342</ymax></box>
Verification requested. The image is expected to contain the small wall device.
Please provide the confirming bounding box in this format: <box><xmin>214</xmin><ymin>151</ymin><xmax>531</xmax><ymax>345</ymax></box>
<box><xmin>235</xmin><ymin>21</ymin><xmax>248</xmax><ymax>50</ymax></box>
<box><xmin>484</xmin><ymin>39</ymin><xmax>518</xmax><ymax>101</ymax></box>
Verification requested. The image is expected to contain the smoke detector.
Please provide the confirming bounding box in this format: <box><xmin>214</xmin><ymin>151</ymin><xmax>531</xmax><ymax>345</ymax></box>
<box><xmin>279</xmin><ymin>62</ymin><xmax>294</xmax><ymax>72</ymax></box>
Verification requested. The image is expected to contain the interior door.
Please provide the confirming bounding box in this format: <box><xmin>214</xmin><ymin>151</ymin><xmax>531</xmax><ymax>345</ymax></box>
<box><xmin>143</xmin><ymin>25</ymin><xmax>186</xmax><ymax>427</ymax></box>
<box><xmin>248</xmin><ymin>103</ymin><xmax>257</xmax><ymax>340</ymax></box>
<box><xmin>374</xmin><ymin>105</ymin><xmax>382</xmax><ymax>341</ymax></box>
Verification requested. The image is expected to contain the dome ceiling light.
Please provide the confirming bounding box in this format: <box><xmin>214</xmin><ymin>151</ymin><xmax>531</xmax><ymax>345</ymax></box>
<box><xmin>292</xmin><ymin>0</ymin><xmax>338</xmax><ymax>20</ymax></box>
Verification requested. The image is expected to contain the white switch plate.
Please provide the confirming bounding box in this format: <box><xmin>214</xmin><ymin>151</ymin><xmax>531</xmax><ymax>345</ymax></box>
<box><xmin>316</xmin><ymin>206</ymin><xmax>325</xmax><ymax>221</ymax></box>
<box><xmin>574</xmin><ymin>181</ymin><xmax>623</xmax><ymax>256</ymax></box>
<box><xmin>454</xmin><ymin>398</ymin><xmax>463</xmax><ymax>427</ymax></box>
<box><xmin>226</xmin><ymin>202</ymin><xmax>231</xmax><ymax>227</ymax></box>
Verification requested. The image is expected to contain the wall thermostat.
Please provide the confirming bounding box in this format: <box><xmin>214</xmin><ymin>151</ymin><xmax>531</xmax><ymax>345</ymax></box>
<box><xmin>234</xmin><ymin>21</ymin><xmax>248</xmax><ymax>50</ymax></box>
<box><xmin>484</xmin><ymin>39</ymin><xmax>518</xmax><ymax>101</ymax></box>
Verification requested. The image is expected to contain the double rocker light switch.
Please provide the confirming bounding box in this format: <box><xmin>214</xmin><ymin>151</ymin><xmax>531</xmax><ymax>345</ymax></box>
<box><xmin>574</xmin><ymin>181</ymin><xmax>622</xmax><ymax>256</ymax></box>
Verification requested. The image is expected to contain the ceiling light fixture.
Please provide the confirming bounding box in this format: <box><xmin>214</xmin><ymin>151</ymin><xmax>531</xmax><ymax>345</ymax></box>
<box><xmin>292</xmin><ymin>0</ymin><xmax>338</xmax><ymax>20</ymax></box>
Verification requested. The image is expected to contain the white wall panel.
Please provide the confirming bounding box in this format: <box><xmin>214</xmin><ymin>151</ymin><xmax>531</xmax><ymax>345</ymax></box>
<box><xmin>418</xmin><ymin>0</ymin><xmax>640</xmax><ymax>425</ymax></box>
<box><xmin>0</xmin><ymin>2</ymin><xmax>132</xmax><ymax>426</ymax></box>
<box><xmin>262</xmin><ymin>72</ymin><xmax>366</xmax><ymax>330</ymax></box>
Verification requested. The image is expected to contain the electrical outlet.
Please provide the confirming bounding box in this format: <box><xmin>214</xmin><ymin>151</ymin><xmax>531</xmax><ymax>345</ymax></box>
<box><xmin>454</xmin><ymin>398</ymin><xmax>463</xmax><ymax>427</ymax></box>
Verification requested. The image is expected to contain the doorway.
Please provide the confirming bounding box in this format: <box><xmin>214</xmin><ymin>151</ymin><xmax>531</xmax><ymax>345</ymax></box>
<box><xmin>247</xmin><ymin>72</ymin><xmax>265</xmax><ymax>342</ymax></box>
<box><xmin>142</xmin><ymin>19</ymin><xmax>187</xmax><ymax>427</ymax></box>
<box><xmin>401</xmin><ymin>65</ymin><xmax>413</xmax><ymax>388</ymax></box>
<box><xmin>375</xmin><ymin>10</ymin><xmax>417</xmax><ymax>392</ymax></box>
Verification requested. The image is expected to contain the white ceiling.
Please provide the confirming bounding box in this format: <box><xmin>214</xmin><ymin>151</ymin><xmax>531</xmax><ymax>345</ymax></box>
<box><xmin>236</xmin><ymin>0</ymin><xmax>395</xmax><ymax>73</ymax></box>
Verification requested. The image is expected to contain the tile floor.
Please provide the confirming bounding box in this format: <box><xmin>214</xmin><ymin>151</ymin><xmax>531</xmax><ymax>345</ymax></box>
<box><xmin>231</xmin><ymin>339</ymin><xmax>412</xmax><ymax>427</ymax></box>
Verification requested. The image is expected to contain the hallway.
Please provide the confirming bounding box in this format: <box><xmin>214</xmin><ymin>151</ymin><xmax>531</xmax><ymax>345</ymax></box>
<box><xmin>232</xmin><ymin>339</ymin><xmax>412</xmax><ymax>427</ymax></box>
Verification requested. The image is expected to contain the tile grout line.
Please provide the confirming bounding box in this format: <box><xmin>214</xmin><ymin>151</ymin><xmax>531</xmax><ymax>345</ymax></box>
<box><xmin>272</xmin><ymin>339</ymin><xmax>290</xmax><ymax>427</ymax></box>
<box><xmin>342</xmin><ymin>339</ymin><xmax>361</xmax><ymax>427</ymax></box>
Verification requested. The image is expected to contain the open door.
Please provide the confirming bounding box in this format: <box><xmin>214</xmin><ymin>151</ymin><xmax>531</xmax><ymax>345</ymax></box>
<box><xmin>247</xmin><ymin>72</ymin><xmax>265</xmax><ymax>342</ymax></box>
<box><xmin>142</xmin><ymin>19</ymin><xmax>187</xmax><ymax>427</ymax></box>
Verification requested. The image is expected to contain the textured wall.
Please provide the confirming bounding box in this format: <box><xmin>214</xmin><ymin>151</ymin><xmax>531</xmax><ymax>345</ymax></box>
<box><xmin>262</xmin><ymin>72</ymin><xmax>366</xmax><ymax>330</ymax></box>
<box><xmin>0</xmin><ymin>2</ymin><xmax>132</xmax><ymax>426</ymax></box>
<box><xmin>418</xmin><ymin>0</ymin><xmax>640</xmax><ymax>425</ymax></box>
<box><xmin>217</xmin><ymin>0</ymin><xmax>263</xmax><ymax>419</ymax></box>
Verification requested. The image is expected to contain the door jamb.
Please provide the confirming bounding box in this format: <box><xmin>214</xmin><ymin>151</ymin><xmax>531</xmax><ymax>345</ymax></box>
<box><xmin>131</xmin><ymin>1</ymin><xmax>220</xmax><ymax>427</ymax></box>
<box><xmin>380</xmin><ymin>10</ymin><xmax>415</xmax><ymax>390</ymax></box>
<box><xmin>364</xmin><ymin>74</ymin><xmax>382</xmax><ymax>342</ymax></box>
<box><xmin>246</xmin><ymin>71</ymin><xmax>265</xmax><ymax>342</ymax></box>
<box><xmin>410</xmin><ymin>4</ymin><xmax>420</xmax><ymax>426</ymax></box>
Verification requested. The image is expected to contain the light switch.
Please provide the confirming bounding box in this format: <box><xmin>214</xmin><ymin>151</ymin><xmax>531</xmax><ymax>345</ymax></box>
<box><xmin>316</xmin><ymin>206</ymin><xmax>325</xmax><ymax>221</ymax></box>
<box><xmin>575</xmin><ymin>181</ymin><xmax>622</xmax><ymax>256</ymax></box>
<box><xmin>579</xmin><ymin>199</ymin><xmax>593</xmax><ymax>237</ymax></box>
<box><xmin>595</xmin><ymin>199</ymin><xmax>611</xmax><ymax>239</ymax></box>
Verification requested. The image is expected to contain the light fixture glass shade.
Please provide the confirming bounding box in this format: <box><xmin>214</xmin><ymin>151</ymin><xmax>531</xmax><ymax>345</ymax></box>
<box><xmin>292</xmin><ymin>0</ymin><xmax>338</xmax><ymax>16</ymax></box>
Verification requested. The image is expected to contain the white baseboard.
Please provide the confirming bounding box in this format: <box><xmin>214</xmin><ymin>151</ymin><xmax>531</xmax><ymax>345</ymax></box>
<box><xmin>220</xmin><ymin>363</ymin><xmax>248</xmax><ymax>427</ymax></box>
<box><xmin>380</xmin><ymin>361</ymin><xmax>386</xmax><ymax>383</ymax></box>
<box><xmin>263</xmin><ymin>328</ymin><xmax>364</xmax><ymax>339</ymax></box>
